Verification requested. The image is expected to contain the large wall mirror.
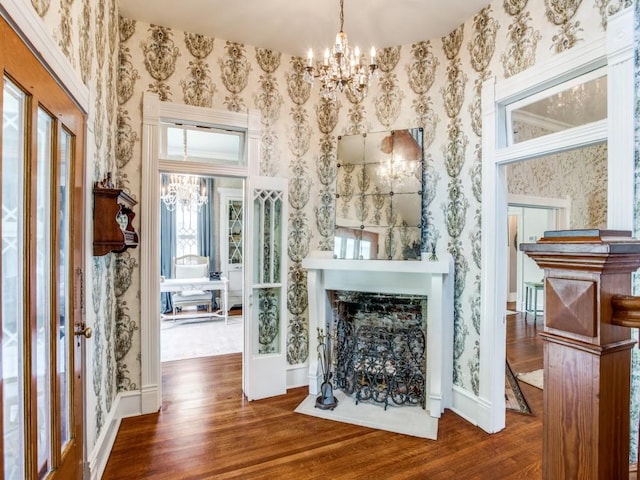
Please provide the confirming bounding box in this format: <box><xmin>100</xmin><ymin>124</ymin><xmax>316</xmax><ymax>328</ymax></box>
<box><xmin>334</xmin><ymin>128</ymin><xmax>425</xmax><ymax>260</ymax></box>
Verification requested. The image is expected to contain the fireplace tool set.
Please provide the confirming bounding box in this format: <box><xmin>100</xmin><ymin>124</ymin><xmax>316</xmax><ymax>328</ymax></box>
<box><xmin>315</xmin><ymin>327</ymin><xmax>338</xmax><ymax>410</ymax></box>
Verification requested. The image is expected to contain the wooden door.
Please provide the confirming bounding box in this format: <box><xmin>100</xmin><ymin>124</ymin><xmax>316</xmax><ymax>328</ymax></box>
<box><xmin>0</xmin><ymin>15</ymin><xmax>86</xmax><ymax>479</ymax></box>
<box><xmin>244</xmin><ymin>176</ymin><xmax>288</xmax><ymax>400</ymax></box>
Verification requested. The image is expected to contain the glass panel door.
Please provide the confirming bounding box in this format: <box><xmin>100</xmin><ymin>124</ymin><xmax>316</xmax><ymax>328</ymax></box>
<box><xmin>252</xmin><ymin>189</ymin><xmax>283</xmax><ymax>355</ymax></box>
<box><xmin>58</xmin><ymin>130</ymin><xmax>72</xmax><ymax>453</ymax></box>
<box><xmin>0</xmin><ymin>15</ymin><xmax>86</xmax><ymax>478</ymax></box>
<box><xmin>2</xmin><ymin>75</ymin><xmax>26</xmax><ymax>480</ymax></box>
<box><xmin>244</xmin><ymin>176</ymin><xmax>287</xmax><ymax>400</ymax></box>
<box><xmin>36</xmin><ymin>107</ymin><xmax>54</xmax><ymax>478</ymax></box>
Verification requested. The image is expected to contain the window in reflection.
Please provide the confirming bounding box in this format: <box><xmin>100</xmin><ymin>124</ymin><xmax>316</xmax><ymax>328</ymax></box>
<box><xmin>334</xmin><ymin>227</ymin><xmax>379</xmax><ymax>260</ymax></box>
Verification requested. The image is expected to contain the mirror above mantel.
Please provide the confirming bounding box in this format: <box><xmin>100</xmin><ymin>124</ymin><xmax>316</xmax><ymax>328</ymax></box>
<box><xmin>334</xmin><ymin>128</ymin><xmax>426</xmax><ymax>260</ymax></box>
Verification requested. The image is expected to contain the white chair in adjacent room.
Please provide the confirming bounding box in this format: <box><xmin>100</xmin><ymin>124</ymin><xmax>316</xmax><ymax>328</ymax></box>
<box><xmin>172</xmin><ymin>255</ymin><xmax>212</xmax><ymax>317</ymax></box>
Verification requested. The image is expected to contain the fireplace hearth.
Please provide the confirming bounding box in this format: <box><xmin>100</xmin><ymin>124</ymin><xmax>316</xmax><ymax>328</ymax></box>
<box><xmin>299</xmin><ymin>253</ymin><xmax>454</xmax><ymax>437</ymax></box>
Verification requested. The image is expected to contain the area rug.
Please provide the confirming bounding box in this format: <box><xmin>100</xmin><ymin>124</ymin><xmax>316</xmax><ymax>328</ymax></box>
<box><xmin>295</xmin><ymin>391</ymin><xmax>438</xmax><ymax>440</ymax></box>
<box><xmin>505</xmin><ymin>361</ymin><xmax>532</xmax><ymax>415</ymax></box>
<box><xmin>160</xmin><ymin>316</ymin><xmax>243</xmax><ymax>362</ymax></box>
<box><xmin>516</xmin><ymin>369</ymin><xmax>544</xmax><ymax>390</ymax></box>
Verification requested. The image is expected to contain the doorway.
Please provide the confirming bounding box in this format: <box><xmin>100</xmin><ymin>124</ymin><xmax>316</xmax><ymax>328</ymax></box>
<box><xmin>506</xmin><ymin>196</ymin><xmax>570</xmax><ymax>312</ymax></box>
<box><xmin>479</xmin><ymin>9</ymin><xmax>635</xmax><ymax>433</ymax></box>
<box><xmin>159</xmin><ymin>173</ymin><xmax>244</xmax><ymax>362</ymax></box>
<box><xmin>507</xmin><ymin>206</ymin><xmax>555</xmax><ymax>309</ymax></box>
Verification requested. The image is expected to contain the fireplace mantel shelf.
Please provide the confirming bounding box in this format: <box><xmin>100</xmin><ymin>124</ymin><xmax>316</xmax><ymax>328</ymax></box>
<box><xmin>302</xmin><ymin>253</ymin><xmax>451</xmax><ymax>275</ymax></box>
<box><xmin>302</xmin><ymin>251</ymin><xmax>455</xmax><ymax>428</ymax></box>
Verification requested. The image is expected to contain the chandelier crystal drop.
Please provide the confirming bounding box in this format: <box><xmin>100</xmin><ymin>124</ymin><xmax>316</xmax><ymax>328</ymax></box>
<box><xmin>304</xmin><ymin>0</ymin><xmax>378</xmax><ymax>100</ymax></box>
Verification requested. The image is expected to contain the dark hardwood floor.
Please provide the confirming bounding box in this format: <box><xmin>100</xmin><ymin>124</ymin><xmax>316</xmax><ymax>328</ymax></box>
<box><xmin>103</xmin><ymin>311</ymin><xmax>543</xmax><ymax>479</ymax></box>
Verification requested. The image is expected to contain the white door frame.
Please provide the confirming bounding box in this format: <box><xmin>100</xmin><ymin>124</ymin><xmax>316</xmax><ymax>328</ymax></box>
<box><xmin>139</xmin><ymin>92</ymin><xmax>261</xmax><ymax>413</ymax></box>
<box><xmin>477</xmin><ymin>7</ymin><xmax>635</xmax><ymax>433</ymax></box>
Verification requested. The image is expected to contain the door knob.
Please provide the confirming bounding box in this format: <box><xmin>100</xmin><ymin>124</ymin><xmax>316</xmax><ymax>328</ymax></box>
<box><xmin>74</xmin><ymin>325</ymin><xmax>92</xmax><ymax>339</ymax></box>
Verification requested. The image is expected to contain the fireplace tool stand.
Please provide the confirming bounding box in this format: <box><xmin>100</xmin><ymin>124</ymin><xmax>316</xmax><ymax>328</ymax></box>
<box><xmin>315</xmin><ymin>327</ymin><xmax>338</xmax><ymax>410</ymax></box>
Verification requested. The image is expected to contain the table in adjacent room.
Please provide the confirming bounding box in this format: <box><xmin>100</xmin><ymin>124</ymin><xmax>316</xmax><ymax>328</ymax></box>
<box><xmin>160</xmin><ymin>277</ymin><xmax>228</xmax><ymax>324</ymax></box>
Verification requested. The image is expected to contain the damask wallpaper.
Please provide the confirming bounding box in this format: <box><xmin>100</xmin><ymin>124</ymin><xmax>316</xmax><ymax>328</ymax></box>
<box><xmin>23</xmin><ymin>0</ymin><xmax>640</xmax><ymax>464</ymax></box>
<box><xmin>507</xmin><ymin>143</ymin><xmax>608</xmax><ymax>228</ymax></box>
<box><xmin>115</xmin><ymin>0</ymin><xmax>626</xmax><ymax>393</ymax></box>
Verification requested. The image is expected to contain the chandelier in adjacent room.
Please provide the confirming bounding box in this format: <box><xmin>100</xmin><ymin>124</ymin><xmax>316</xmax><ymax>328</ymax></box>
<box><xmin>161</xmin><ymin>128</ymin><xmax>208</xmax><ymax>211</ymax></box>
<box><xmin>304</xmin><ymin>0</ymin><xmax>378</xmax><ymax>100</ymax></box>
<box><xmin>161</xmin><ymin>174</ymin><xmax>207</xmax><ymax>211</ymax></box>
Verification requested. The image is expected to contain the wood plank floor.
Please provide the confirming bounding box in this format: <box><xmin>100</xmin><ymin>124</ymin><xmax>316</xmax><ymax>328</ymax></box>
<box><xmin>103</xmin><ymin>312</ymin><xmax>543</xmax><ymax>479</ymax></box>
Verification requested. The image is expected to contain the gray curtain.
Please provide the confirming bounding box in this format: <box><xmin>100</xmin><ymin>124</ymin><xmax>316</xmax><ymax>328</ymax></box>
<box><xmin>160</xmin><ymin>175</ymin><xmax>176</xmax><ymax>314</ymax></box>
<box><xmin>197</xmin><ymin>177</ymin><xmax>216</xmax><ymax>306</ymax></box>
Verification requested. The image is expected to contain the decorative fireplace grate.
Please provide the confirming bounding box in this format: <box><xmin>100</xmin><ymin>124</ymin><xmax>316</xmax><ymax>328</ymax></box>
<box><xmin>332</xmin><ymin>291</ymin><xmax>427</xmax><ymax>410</ymax></box>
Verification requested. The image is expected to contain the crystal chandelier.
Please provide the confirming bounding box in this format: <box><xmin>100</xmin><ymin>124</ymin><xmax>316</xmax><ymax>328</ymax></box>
<box><xmin>161</xmin><ymin>174</ymin><xmax>207</xmax><ymax>211</ymax></box>
<box><xmin>304</xmin><ymin>0</ymin><xmax>378</xmax><ymax>100</ymax></box>
<box><xmin>160</xmin><ymin>129</ymin><xmax>208</xmax><ymax>211</ymax></box>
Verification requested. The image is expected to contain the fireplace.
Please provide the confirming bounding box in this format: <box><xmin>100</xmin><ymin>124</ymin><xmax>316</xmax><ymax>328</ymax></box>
<box><xmin>298</xmin><ymin>252</ymin><xmax>454</xmax><ymax>438</ymax></box>
<box><xmin>331</xmin><ymin>291</ymin><xmax>427</xmax><ymax>410</ymax></box>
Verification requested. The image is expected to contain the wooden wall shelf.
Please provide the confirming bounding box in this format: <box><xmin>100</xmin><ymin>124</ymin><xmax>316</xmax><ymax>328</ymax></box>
<box><xmin>93</xmin><ymin>186</ymin><xmax>139</xmax><ymax>256</ymax></box>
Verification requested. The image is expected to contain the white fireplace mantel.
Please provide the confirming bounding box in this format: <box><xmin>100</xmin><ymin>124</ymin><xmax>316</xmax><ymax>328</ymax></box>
<box><xmin>302</xmin><ymin>251</ymin><xmax>454</xmax><ymax>418</ymax></box>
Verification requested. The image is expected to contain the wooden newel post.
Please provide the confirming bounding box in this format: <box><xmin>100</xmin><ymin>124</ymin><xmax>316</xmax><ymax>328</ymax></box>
<box><xmin>520</xmin><ymin>230</ymin><xmax>640</xmax><ymax>480</ymax></box>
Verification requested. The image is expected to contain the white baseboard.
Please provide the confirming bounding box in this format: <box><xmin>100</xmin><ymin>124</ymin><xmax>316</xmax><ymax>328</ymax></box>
<box><xmin>449</xmin><ymin>385</ymin><xmax>505</xmax><ymax>434</ymax></box>
<box><xmin>141</xmin><ymin>384</ymin><xmax>160</xmax><ymax>414</ymax></box>
<box><xmin>475</xmin><ymin>394</ymin><xmax>505</xmax><ymax>433</ymax></box>
<box><xmin>286</xmin><ymin>363</ymin><xmax>308</xmax><ymax>389</ymax></box>
<box><xmin>117</xmin><ymin>390</ymin><xmax>143</xmax><ymax>418</ymax></box>
<box><xmin>87</xmin><ymin>390</ymin><xmax>142</xmax><ymax>480</ymax></box>
<box><xmin>449</xmin><ymin>385</ymin><xmax>479</xmax><ymax>426</ymax></box>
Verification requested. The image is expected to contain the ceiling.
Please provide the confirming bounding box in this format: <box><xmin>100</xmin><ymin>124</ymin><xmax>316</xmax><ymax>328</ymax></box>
<box><xmin>118</xmin><ymin>0</ymin><xmax>490</xmax><ymax>57</ymax></box>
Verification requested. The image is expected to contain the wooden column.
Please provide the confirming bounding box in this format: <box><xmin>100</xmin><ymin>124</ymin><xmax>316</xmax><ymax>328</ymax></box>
<box><xmin>521</xmin><ymin>229</ymin><xmax>640</xmax><ymax>480</ymax></box>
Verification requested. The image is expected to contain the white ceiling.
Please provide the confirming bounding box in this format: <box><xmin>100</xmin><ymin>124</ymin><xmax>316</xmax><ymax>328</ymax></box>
<box><xmin>118</xmin><ymin>0</ymin><xmax>490</xmax><ymax>57</ymax></box>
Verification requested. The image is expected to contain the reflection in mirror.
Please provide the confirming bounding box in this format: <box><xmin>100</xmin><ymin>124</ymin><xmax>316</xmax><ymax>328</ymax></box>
<box><xmin>508</xmin><ymin>70</ymin><xmax>607</xmax><ymax>145</ymax></box>
<box><xmin>335</xmin><ymin>128</ymin><xmax>425</xmax><ymax>260</ymax></box>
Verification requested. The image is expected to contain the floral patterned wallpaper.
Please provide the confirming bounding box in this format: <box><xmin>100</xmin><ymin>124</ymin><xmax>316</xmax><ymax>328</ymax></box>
<box><xmin>507</xmin><ymin>143</ymin><xmax>608</xmax><ymax>228</ymax></box>
<box><xmin>115</xmin><ymin>0</ymin><xmax>627</xmax><ymax>394</ymax></box>
<box><xmin>24</xmin><ymin>0</ymin><xmax>640</xmax><ymax>462</ymax></box>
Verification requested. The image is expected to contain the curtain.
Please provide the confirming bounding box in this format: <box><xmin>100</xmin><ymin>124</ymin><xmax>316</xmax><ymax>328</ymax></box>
<box><xmin>160</xmin><ymin>174</ymin><xmax>176</xmax><ymax>314</ymax></box>
<box><xmin>197</xmin><ymin>177</ymin><xmax>216</xmax><ymax>306</ymax></box>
